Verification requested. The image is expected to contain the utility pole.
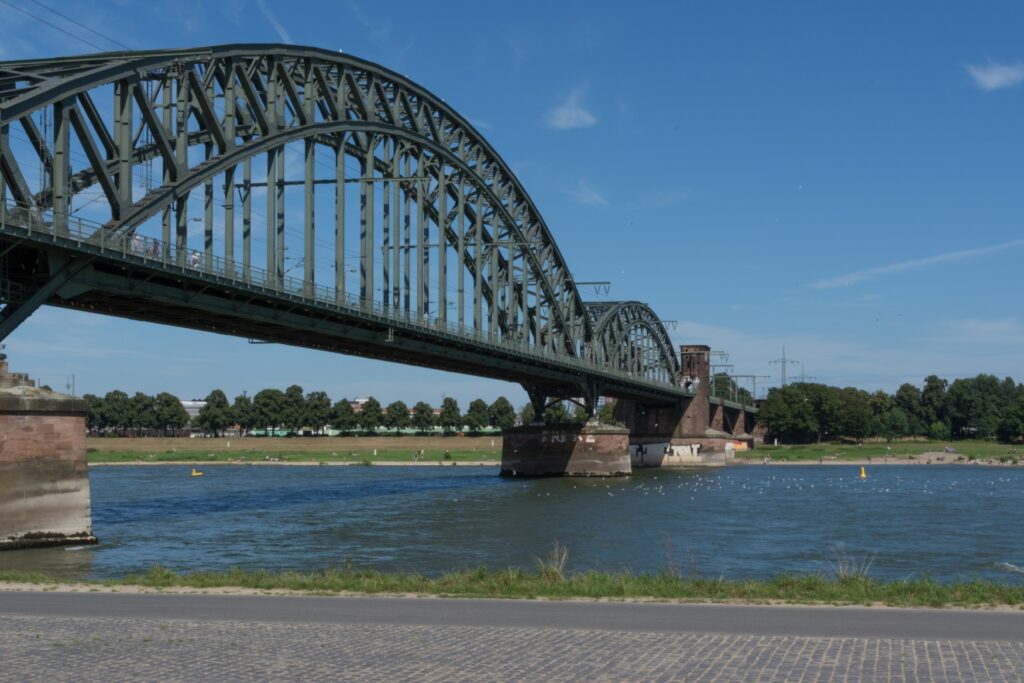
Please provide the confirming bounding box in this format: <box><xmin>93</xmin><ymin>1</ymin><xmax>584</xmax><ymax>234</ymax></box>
<box><xmin>769</xmin><ymin>346</ymin><xmax>799</xmax><ymax>387</ymax></box>
<box><xmin>732</xmin><ymin>374</ymin><xmax>771</xmax><ymax>401</ymax></box>
<box><xmin>797</xmin><ymin>362</ymin><xmax>816</xmax><ymax>384</ymax></box>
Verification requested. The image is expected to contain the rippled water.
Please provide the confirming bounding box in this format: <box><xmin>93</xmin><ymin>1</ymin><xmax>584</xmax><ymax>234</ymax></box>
<box><xmin>3</xmin><ymin>464</ymin><xmax>1023</xmax><ymax>582</ymax></box>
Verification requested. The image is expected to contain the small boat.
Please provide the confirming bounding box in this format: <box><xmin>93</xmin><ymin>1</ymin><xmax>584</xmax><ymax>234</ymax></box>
<box><xmin>191</xmin><ymin>468</ymin><xmax>204</xmax><ymax>477</ymax></box>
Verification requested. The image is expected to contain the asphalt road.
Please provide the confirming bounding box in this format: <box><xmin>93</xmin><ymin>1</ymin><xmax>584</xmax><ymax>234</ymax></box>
<box><xmin>2</xmin><ymin>591</ymin><xmax>1023</xmax><ymax>681</ymax></box>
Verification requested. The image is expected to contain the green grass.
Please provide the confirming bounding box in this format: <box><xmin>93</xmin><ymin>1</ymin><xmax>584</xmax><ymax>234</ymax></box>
<box><xmin>738</xmin><ymin>439</ymin><xmax>1021</xmax><ymax>463</ymax></box>
<box><xmin>86</xmin><ymin>450</ymin><xmax>499</xmax><ymax>464</ymax></box>
<box><xmin>2</xmin><ymin>566</ymin><xmax>1023</xmax><ymax>608</ymax></box>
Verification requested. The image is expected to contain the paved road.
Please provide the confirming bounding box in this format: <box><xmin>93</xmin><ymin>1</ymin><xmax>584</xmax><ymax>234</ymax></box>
<box><xmin>2</xmin><ymin>591</ymin><xmax>1023</xmax><ymax>681</ymax></box>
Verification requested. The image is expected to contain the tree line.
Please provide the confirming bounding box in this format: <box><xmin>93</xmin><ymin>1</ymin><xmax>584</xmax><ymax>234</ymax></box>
<box><xmin>758</xmin><ymin>374</ymin><xmax>1024</xmax><ymax>444</ymax></box>
<box><xmin>84</xmin><ymin>386</ymin><xmax>529</xmax><ymax>436</ymax></box>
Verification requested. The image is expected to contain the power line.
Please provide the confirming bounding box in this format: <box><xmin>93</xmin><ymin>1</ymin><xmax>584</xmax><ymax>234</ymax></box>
<box><xmin>0</xmin><ymin>0</ymin><xmax>108</xmax><ymax>52</ymax></box>
<box><xmin>27</xmin><ymin>0</ymin><xmax>130</xmax><ymax>50</ymax></box>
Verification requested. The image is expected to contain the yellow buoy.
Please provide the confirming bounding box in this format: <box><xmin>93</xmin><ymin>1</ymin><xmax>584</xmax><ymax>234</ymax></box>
<box><xmin>859</xmin><ymin>466</ymin><xmax>867</xmax><ymax>479</ymax></box>
<box><xmin>191</xmin><ymin>468</ymin><xmax>204</xmax><ymax>477</ymax></box>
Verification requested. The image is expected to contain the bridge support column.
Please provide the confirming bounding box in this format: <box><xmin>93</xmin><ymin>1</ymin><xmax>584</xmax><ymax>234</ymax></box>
<box><xmin>501</xmin><ymin>423</ymin><xmax>631</xmax><ymax>477</ymax></box>
<box><xmin>0</xmin><ymin>355</ymin><xmax>96</xmax><ymax>550</ymax></box>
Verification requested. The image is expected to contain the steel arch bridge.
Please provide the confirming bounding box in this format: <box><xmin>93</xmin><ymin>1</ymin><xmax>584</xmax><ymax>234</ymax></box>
<box><xmin>0</xmin><ymin>45</ymin><xmax>688</xmax><ymax>412</ymax></box>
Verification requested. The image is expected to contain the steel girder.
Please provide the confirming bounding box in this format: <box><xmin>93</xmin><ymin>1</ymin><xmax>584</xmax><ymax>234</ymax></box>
<box><xmin>0</xmin><ymin>44</ymin><xmax>685</xmax><ymax>402</ymax></box>
<box><xmin>585</xmin><ymin>301</ymin><xmax>681</xmax><ymax>386</ymax></box>
<box><xmin>0</xmin><ymin>44</ymin><xmax>588</xmax><ymax>357</ymax></box>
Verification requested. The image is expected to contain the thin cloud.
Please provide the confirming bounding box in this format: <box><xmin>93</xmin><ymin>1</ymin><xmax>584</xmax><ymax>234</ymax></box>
<box><xmin>566</xmin><ymin>179</ymin><xmax>608</xmax><ymax>207</ymax></box>
<box><xmin>810</xmin><ymin>239</ymin><xmax>1024</xmax><ymax>289</ymax></box>
<box><xmin>966</xmin><ymin>62</ymin><xmax>1024</xmax><ymax>92</ymax></box>
<box><xmin>545</xmin><ymin>88</ymin><xmax>597</xmax><ymax>130</ymax></box>
<box><xmin>255</xmin><ymin>0</ymin><xmax>292</xmax><ymax>44</ymax></box>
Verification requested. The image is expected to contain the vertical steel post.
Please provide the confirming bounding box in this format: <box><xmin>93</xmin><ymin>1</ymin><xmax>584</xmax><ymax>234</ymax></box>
<box><xmin>456</xmin><ymin>176</ymin><xmax>465</xmax><ymax>327</ymax></box>
<box><xmin>334</xmin><ymin>132</ymin><xmax>345</xmax><ymax>301</ymax></box>
<box><xmin>303</xmin><ymin>62</ymin><xmax>315</xmax><ymax>295</ymax></box>
<box><xmin>391</xmin><ymin>142</ymin><xmax>400</xmax><ymax>310</ymax></box>
<box><xmin>472</xmin><ymin>195</ymin><xmax>482</xmax><ymax>332</ymax></box>
<box><xmin>224</xmin><ymin>59</ymin><xmax>236</xmax><ymax>274</ymax></box>
<box><xmin>416</xmin><ymin>152</ymin><xmax>426</xmax><ymax>318</ymax></box>
<box><xmin>359</xmin><ymin>139</ymin><xmax>374</xmax><ymax>303</ymax></box>
<box><xmin>437</xmin><ymin>166</ymin><xmax>447</xmax><ymax>323</ymax></box>
<box><xmin>113</xmin><ymin>78</ymin><xmax>133</xmax><ymax>218</ymax></box>
<box><xmin>402</xmin><ymin>154</ymin><xmax>411</xmax><ymax>314</ymax></box>
<box><xmin>161</xmin><ymin>76</ymin><xmax>172</xmax><ymax>259</ymax></box>
<box><xmin>174</xmin><ymin>71</ymin><xmax>189</xmax><ymax>266</ymax></box>
<box><xmin>51</xmin><ymin>99</ymin><xmax>70</xmax><ymax>236</ymax></box>
<box><xmin>381</xmin><ymin>138</ymin><xmax>390</xmax><ymax>309</ymax></box>
<box><xmin>242</xmin><ymin>157</ymin><xmax>251</xmax><ymax>282</ymax></box>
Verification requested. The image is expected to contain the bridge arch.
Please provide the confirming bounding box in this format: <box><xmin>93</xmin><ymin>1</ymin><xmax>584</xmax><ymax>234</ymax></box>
<box><xmin>585</xmin><ymin>301</ymin><xmax>680</xmax><ymax>386</ymax></box>
<box><xmin>0</xmin><ymin>45</ymin><xmax>593</xmax><ymax>357</ymax></box>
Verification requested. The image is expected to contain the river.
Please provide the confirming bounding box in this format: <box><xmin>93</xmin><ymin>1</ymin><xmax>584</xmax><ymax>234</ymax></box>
<box><xmin>2</xmin><ymin>464</ymin><xmax>1023</xmax><ymax>583</ymax></box>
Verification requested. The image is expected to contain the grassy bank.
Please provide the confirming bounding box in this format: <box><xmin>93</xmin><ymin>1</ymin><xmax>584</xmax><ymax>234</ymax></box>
<box><xmin>86</xmin><ymin>435</ymin><xmax>502</xmax><ymax>464</ymax></box>
<box><xmin>737</xmin><ymin>439</ymin><xmax>1021</xmax><ymax>464</ymax></box>
<box><xmin>2</xmin><ymin>565</ymin><xmax>1022</xmax><ymax>608</ymax></box>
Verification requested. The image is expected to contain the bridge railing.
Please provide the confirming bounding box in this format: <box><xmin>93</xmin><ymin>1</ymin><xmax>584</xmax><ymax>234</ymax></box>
<box><xmin>0</xmin><ymin>201</ymin><xmax>694</xmax><ymax>397</ymax></box>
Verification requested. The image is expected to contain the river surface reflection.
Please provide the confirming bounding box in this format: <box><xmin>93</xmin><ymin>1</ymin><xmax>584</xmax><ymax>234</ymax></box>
<box><xmin>3</xmin><ymin>464</ymin><xmax>1023</xmax><ymax>582</ymax></box>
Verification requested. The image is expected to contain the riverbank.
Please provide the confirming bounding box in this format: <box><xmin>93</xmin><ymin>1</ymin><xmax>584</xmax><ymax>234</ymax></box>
<box><xmin>1</xmin><ymin>565</ymin><xmax>1023</xmax><ymax>608</ymax></box>
<box><xmin>89</xmin><ymin>459</ymin><xmax>499</xmax><ymax>467</ymax></box>
<box><xmin>86</xmin><ymin>434</ymin><xmax>502</xmax><ymax>464</ymax></box>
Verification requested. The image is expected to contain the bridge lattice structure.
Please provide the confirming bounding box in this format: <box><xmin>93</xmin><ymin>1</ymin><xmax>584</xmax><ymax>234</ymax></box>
<box><xmin>0</xmin><ymin>45</ymin><xmax>692</xmax><ymax>413</ymax></box>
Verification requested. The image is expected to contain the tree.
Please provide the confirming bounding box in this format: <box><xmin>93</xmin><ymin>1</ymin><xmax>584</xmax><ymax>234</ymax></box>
<box><xmin>488</xmin><ymin>396</ymin><xmax>516</xmax><ymax>431</ymax></box>
<box><xmin>330</xmin><ymin>398</ymin><xmax>357</xmax><ymax>434</ymax></box>
<box><xmin>519</xmin><ymin>402</ymin><xmax>535</xmax><ymax>425</ymax></box>
<box><xmin>836</xmin><ymin>387</ymin><xmax>872</xmax><ymax>441</ymax></box>
<box><xmin>252</xmin><ymin>388</ymin><xmax>286</xmax><ymax>433</ymax></box>
<box><xmin>83</xmin><ymin>394</ymin><xmax>102</xmax><ymax>432</ymax></box>
<box><xmin>758</xmin><ymin>384</ymin><xmax>819</xmax><ymax>444</ymax></box>
<box><xmin>282</xmin><ymin>384</ymin><xmax>306</xmax><ymax>434</ymax></box>
<box><xmin>997</xmin><ymin>394</ymin><xmax>1024</xmax><ymax>443</ymax></box>
<box><xmin>196</xmin><ymin>389</ymin><xmax>231</xmax><ymax>436</ymax></box>
<box><xmin>921</xmin><ymin>375</ymin><xmax>948</xmax><ymax>427</ymax></box>
<box><xmin>894</xmin><ymin>383</ymin><xmax>925</xmax><ymax>435</ymax></box>
<box><xmin>384</xmin><ymin>400</ymin><xmax>411</xmax><ymax>432</ymax></box>
<box><xmin>304</xmin><ymin>390</ymin><xmax>332</xmax><ymax>434</ymax></box>
<box><xmin>360</xmin><ymin>396</ymin><xmax>382</xmax><ymax>433</ymax></box>
<box><xmin>464</xmin><ymin>398</ymin><xmax>490</xmax><ymax>433</ymax></box>
<box><xmin>884</xmin><ymin>406</ymin><xmax>910</xmax><ymax>440</ymax></box>
<box><xmin>571</xmin><ymin>405</ymin><xmax>590</xmax><ymax>424</ymax></box>
<box><xmin>544</xmin><ymin>401</ymin><xmax>569</xmax><ymax>425</ymax></box>
<box><xmin>598</xmin><ymin>400</ymin><xmax>616</xmax><ymax>425</ymax></box>
<box><xmin>438</xmin><ymin>397</ymin><xmax>461</xmax><ymax>433</ymax></box>
<box><xmin>128</xmin><ymin>392</ymin><xmax>156</xmax><ymax>432</ymax></box>
<box><xmin>412</xmin><ymin>401</ymin><xmax>435</xmax><ymax>433</ymax></box>
<box><xmin>232</xmin><ymin>393</ymin><xmax>254</xmax><ymax>435</ymax></box>
<box><xmin>153</xmin><ymin>392</ymin><xmax>190</xmax><ymax>435</ymax></box>
<box><xmin>101</xmin><ymin>390</ymin><xmax>131</xmax><ymax>433</ymax></box>
<box><xmin>946</xmin><ymin>375</ymin><xmax>1001</xmax><ymax>439</ymax></box>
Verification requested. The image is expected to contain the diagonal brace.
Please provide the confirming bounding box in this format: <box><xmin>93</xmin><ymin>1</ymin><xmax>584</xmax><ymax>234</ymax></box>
<box><xmin>0</xmin><ymin>258</ymin><xmax>91</xmax><ymax>342</ymax></box>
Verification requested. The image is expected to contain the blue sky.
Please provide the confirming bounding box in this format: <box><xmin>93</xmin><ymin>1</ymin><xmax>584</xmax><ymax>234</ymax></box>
<box><xmin>2</xmin><ymin>0</ymin><xmax>1022</xmax><ymax>405</ymax></box>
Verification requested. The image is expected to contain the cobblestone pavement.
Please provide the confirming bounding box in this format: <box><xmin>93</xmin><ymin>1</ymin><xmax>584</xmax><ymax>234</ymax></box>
<box><xmin>2</xmin><ymin>613</ymin><xmax>1024</xmax><ymax>682</ymax></box>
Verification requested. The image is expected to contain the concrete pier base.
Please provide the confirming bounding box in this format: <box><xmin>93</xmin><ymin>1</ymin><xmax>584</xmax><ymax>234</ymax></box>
<box><xmin>501</xmin><ymin>423</ymin><xmax>631</xmax><ymax>477</ymax></box>
<box><xmin>0</xmin><ymin>358</ymin><xmax>96</xmax><ymax>550</ymax></box>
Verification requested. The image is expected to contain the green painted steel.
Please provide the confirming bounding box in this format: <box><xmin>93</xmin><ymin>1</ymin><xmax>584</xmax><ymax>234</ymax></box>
<box><xmin>0</xmin><ymin>45</ymin><xmax>719</xmax><ymax>410</ymax></box>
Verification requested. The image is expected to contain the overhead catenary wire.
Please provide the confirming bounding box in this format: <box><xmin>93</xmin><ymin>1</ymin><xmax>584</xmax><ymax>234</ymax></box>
<box><xmin>0</xmin><ymin>0</ymin><xmax>108</xmax><ymax>52</ymax></box>
<box><xmin>27</xmin><ymin>0</ymin><xmax>131</xmax><ymax>50</ymax></box>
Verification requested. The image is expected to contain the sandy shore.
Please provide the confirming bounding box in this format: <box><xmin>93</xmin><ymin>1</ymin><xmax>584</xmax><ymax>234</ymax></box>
<box><xmin>737</xmin><ymin>452</ymin><xmax>1020</xmax><ymax>467</ymax></box>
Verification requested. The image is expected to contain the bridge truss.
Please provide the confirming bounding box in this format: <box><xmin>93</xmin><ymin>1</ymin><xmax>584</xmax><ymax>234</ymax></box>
<box><xmin>0</xmin><ymin>45</ymin><xmax>687</xmax><ymax>412</ymax></box>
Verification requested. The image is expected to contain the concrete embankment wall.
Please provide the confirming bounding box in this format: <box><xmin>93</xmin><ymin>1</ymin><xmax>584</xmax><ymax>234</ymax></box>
<box><xmin>0</xmin><ymin>360</ymin><xmax>96</xmax><ymax>550</ymax></box>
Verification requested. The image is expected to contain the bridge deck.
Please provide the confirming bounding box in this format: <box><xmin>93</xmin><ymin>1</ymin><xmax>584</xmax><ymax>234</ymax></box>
<box><xmin>0</xmin><ymin>210</ymin><xmax>693</xmax><ymax>404</ymax></box>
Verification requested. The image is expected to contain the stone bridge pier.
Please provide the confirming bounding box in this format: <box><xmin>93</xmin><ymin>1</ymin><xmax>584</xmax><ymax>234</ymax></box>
<box><xmin>0</xmin><ymin>356</ymin><xmax>96</xmax><ymax>550</ymax></box>
<box><xmin>499</xmin><ymin>344</ymin><xmax>762</xmax><ymax>477</ymax></box>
